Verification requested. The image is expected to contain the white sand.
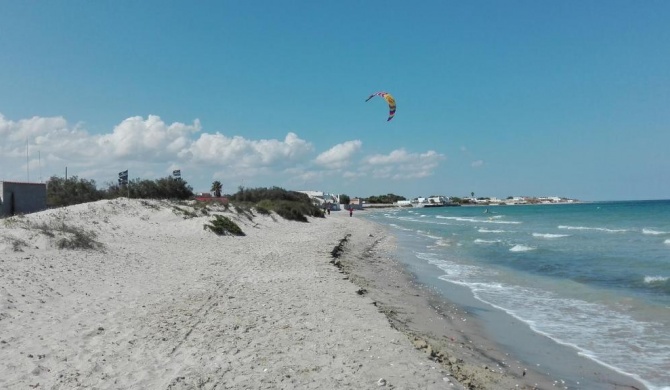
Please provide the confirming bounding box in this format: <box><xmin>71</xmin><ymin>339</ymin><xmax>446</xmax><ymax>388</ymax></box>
<box><xmin>0</xmin><ymin>199</ymin><xmax>458</xmax><ymax>389</ymax></box>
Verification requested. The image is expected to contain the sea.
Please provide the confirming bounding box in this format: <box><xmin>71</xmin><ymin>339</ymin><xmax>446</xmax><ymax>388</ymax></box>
<box><xmin>364</xmin><ymin>200</ymin><xmax>670</xmax><ymax>390</ymax></box>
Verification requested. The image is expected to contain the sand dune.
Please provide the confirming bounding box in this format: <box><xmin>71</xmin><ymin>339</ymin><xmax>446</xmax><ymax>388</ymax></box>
<box><xmin>1</xmin><ymin>199</ymin><xmax>465</xmax><ymax>389</ymax></box>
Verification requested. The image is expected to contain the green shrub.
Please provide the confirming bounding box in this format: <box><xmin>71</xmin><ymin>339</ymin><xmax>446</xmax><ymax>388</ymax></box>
<box><xmin>172</xmin><ymin>206</ymin><xmax>198</xmax><ymax>219</ymax></box>
<box><xmin>255</xmin><ymin>205</ymin><xmax>271</xmax><ymax>215</ymax></box>
<box><xmin>256</xmin><ymin>199</ymin><xmax>273</xmax><ymax>209</ymax></box>
<box><xmin>11</xmin><ymin>239</ymin><xmax>28</xmax><ymax>252</ymax></box>
<box><xmin>56</xmin><ymin>231</ymin><xmax>102</xmax><ymax>250</ymax></box>
<box><xmin>233</xmin><ymin>205</ymin><xmax>254</xmax><ymax>221</ymax></box>
<box><xmin>272</xmin><ymin>201</ymin><xmax>309</xmax><ymax>222</ymax></box>
<box><xmin>249</xmin><ymin>198</ymin><xmax>324</xmax><ymax>222</ymax></box>
<box><xmin>29</xmin><ymin>220</ymin><xmax>104</xmax><ymax>251</ymax></box>
<box><xmin>55</xmin><ymin>226</ymin><xmax>104</xmax><ymax>250</ymax></box>
<box><xmin>204</xmin><ymin>215</ymin><xmax>245</xmax><ymax>236</ymax></box>
<box><xmin>140</xmin><ymin>200</ymin><xmax>161</xmax><ymax>210</ymax></box>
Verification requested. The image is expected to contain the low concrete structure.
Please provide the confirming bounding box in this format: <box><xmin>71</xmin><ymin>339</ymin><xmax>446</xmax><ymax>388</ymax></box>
<box><xmin>0</xmin><ymin>181</ymin><xmax>47</xmax><ymax>217</ymax></box>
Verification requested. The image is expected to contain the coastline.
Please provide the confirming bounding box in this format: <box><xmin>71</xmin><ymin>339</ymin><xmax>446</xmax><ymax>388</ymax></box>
<box><xmin>333</xmin><ymin>212</ymin><xmax>556</xmax><ymax>389</ymax></box>
<box><xmin>349</xmin><ymin>209</ymin><xmax>649</xmax><ymax>390</ymax></box>
<box><xmin>0</xmin><ymin>199</ymin><xmax>647</xmax><ymax>389</ymax></box>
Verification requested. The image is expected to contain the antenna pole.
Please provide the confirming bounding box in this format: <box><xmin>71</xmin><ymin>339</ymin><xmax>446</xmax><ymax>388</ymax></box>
<box><xmin>26</xmin><ymin>141</ymin><xmax>29</xmax><ymax>182</ymax></box>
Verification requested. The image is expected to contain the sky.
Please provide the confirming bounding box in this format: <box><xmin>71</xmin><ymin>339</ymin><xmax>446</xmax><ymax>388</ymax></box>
<box><xmin>1</xmin><ymin>1</ymin><xmax>669</xmax><ymax>201</ymax></box>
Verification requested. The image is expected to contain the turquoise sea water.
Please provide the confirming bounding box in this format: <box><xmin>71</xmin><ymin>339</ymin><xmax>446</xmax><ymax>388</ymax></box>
<box><xmin>365</xmin><ymin>201</ymin><xmax>670</xmax><ymax>390</ymax></box>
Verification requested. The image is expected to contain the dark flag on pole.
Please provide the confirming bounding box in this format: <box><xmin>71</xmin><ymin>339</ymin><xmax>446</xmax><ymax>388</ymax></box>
<box><xmin>172</xmin><ymin>169</ymin><xmax>181</xmax><ymax>178</ymax></box>
<box><xmin>118</xmin><ymin>170</ymin><xmax>128</xmax><ymax>185</ymax></box>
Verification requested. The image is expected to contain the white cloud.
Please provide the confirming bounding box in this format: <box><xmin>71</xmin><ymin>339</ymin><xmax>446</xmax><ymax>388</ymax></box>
<box><xmin>315</xmin><ymin>140</ymin><xmax>362</xmax><ymax>169</ymax></box>
<box><xmin>363</xmin><ymin>149</ymin><xmax>445</xmax><ymax>179</ymax></box>
<box><xmin>183</xmin><ymin>131</ymin><xmax>312</xmax><ymax>167</ymax></box>
<box><xmin>471</xmin><ymin>160</ymin><xmax>484</xmax><ymax>168</ymax></box>
<box><xmin>0</xmin><ymin>114</ymin><xmax>69</xmax><ymax>142</ymax></box>
<box><xmin>98</xmin><ymin>115</ymin><xmax>201</xmax><ymax>160</ymax></box>
<box><xmin>0</xmin><ymin>112</ymin><xmax>446</xmax><ymax>192</ymax></box>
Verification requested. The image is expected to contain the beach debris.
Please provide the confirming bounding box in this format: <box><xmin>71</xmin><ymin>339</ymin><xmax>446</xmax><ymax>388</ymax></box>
<box><xmin>330</xmin><ymin>234</ymin><xmax>351</xmax><ymax>259</ymax></box>
<box><xmin>377</xmin><ymin>377</ymin><xmax>387</xmax><ymax>386</ymax></box>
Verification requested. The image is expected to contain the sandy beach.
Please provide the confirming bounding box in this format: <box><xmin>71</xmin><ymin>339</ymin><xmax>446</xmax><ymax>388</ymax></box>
<box><xmin>0</xmin><ymin>198</ymin><xmax>639</xmax><ymax>389</ymax></box>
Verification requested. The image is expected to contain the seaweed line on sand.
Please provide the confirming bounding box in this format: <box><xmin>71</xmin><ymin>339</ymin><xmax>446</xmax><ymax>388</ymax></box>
<box><xmin>328</xmin><ymin>231</ymin><xmax>549</xmax><ymax>390</ymax></box>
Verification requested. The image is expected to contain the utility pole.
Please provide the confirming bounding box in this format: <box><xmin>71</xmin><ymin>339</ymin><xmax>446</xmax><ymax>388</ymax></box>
<box><xmin>26</xmin><ymin>141</ymin><xmax>29</xmax><ymax>182</ymax></box>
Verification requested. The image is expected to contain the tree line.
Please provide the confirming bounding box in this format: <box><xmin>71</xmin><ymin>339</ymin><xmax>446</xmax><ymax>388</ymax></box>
<box><xmin>45</xmin><ymin>176</ymin><xmax>323</xmax><ymax>222</ymax></box>
<box><xmin>46</xmin><ymin>175</ymin><xmax>194</xmax><ymax>208</ymax></box>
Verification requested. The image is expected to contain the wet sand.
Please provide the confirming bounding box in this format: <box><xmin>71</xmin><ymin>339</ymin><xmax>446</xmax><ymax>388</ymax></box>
<box><xmin>339</xmin><ymin>209</ymin><xmax>648</xmax><ymax>390</ymax></box>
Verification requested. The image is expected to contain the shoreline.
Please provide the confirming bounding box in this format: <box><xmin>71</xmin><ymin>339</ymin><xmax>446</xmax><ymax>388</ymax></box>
<box><xmin>0</xmin><ymin>199</ymin><xmax>648</xmax><ymax>389</ymax></box>
<box><xmin>346</xmin><ymin>210</ymin><xmax>648</xmax><ymax>390</ymax></box>
<box><xmin>332</xmin><ymin>213</ymin><xmax>556</xmax><ymax>389</ymax></box>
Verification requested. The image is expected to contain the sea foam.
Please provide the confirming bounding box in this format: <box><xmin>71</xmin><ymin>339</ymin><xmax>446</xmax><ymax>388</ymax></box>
<box><xmin>558</xmin><ymin>225</ymin><xmax>628</xmax><ymax>233</ymax></box>
<box><xmin>479</xmin><ymin>228</ymin><xmax>506</xmax><ymax>233</ymax></box>
<box><xmin>643</xmin><ymin>228</ymin><xmax>670</xmax><ymax>235</ymax></box>
<box><xmin>509</xmin><ymin>244</ymin><xmax>535</xmax><ymax>252</ymax></box>
<box><xmin>389</xmin><ymin>223</ymin><xmax>412</xmax><ymax>232</ymax></box>
<box><xmin>431</xmin><ymin>261</ymin><xmax>670</xmax><ymax>390</ymax></box>
<box><xmin>644</xmin><ymin>276</ymin><xmax>669</xmax><ymax>284</ymax></box>
<box><xmin>436</xmin><ymin>215</ymin><xmax>521</xmax><ymax>224</ymax></box>
<box><xmin>474</xmin><ymin>239</ymin><xmax>500</xmax><ymax>244</ymax></box>
<box><xmin>532</xmin><ymin>233</ymin><xmax>570</xmax><ymax>239</ymax></box>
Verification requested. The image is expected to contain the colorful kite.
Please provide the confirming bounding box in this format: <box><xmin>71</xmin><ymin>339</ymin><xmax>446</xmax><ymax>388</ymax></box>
<box><xmin>365</xmin><ymin>91</ymin><xmax>396</xmax><ymax>121</ymax></box>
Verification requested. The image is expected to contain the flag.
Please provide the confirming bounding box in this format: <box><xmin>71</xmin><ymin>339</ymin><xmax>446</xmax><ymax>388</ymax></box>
<box><xmin>118</xmin><ymin>170</ymin><xmax>128</xmax><ymax>185</ymax></box>
<box><xmin>172</xmin><ymin>169</ymin><xmax>181</xmax><ymax>177</ymax></box>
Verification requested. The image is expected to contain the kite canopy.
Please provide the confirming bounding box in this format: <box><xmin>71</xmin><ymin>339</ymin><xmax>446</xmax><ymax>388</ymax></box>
<box><xmin>365</xmin><ymin>91</ymin><xmax>396</xmax><ymax>121</ymax></box>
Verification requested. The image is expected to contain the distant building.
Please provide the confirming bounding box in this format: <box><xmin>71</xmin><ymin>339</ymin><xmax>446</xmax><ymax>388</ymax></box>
<box><xmin>297</xmin><ymin>190</ymin><xmax>341</xmax><ymax>211</ymax></box>
<box><xmin>349</xmin><ymin>197</ymin><xmax>364</xmax><ymax>210</ymax></box>
<box><xmin>0</xmin><ymin>181</ymin><xmax>47</xmax><ymax>217</ymax></box>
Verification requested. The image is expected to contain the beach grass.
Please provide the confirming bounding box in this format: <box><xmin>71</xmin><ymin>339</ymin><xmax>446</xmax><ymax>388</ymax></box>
<box><xmin>204</xmin><ymin>215</ymin><xmax>245</xmax><ymax>236</ymax></box>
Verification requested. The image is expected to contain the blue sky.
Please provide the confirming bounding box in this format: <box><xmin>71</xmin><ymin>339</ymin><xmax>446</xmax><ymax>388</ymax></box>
<box><xmin>1</xmin><ymin>1</ymin><xmax>668</xmax><ymax>201</ymax></box>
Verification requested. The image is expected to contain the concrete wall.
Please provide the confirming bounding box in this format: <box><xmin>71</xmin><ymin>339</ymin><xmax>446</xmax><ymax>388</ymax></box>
<box><xmin>0</xmin><ymin>181</ymin><xmax>47</xmax><ymax>217</ymax></box>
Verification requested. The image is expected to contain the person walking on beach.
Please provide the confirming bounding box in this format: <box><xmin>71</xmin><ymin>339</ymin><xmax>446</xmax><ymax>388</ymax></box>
<box><xmin>349</xmin><ymin>207</ymin><xmax>353</xmax><ymax>217</ymax></box>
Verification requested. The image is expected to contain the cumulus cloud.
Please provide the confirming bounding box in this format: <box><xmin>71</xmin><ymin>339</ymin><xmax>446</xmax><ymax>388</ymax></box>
<box><xmin>0</xmin><ymin>112</ymin><xmax>446</xmax><ymax>191</ymax></box>
<box><xmin>0</xmin><ymin>113</ymin><xmax>319</xmax><ymax>188</ymax></box>
<box><xmin>363</xmin><ymin>149</ymin><xmax>445</xmax><ymax>179</ymax></box>
<box><xmin>183</xmin><ymin>132</ymin><xmax>312</xmax><ymax>167</ymax></box>
<box><xmin>98</xmin><ymin>115</ymin><xmax>201</xmax><ymax>160</ymax></box>
<box><xmin>314</xmin><ymin>140</ymin><xmax>362</xmax><ymax>169</ymax></box>
<box><xmin>0</xmin><ymin>114</ymin><xmax>69</xmax><ymax>142</ymax></box>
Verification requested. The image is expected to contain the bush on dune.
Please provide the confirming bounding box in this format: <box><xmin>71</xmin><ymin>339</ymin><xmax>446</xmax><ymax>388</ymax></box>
<box><xmin>229</xmin><ymin>187</ymin><xmax>324</xmax><ymax>222</ymax></box>
<box><xmin>56</xmin><ymin>228</ymin><xmax>104</xmax><ymax>250</ymax></box>
<box><xmin>204</xmin><ymin>215</ymin><xmax>245</xmax><ymax>236</ymax></box>
<box><xmin>30</xmin><ymin>220</ymin><xmax>105</xmax><ymax>251</ymax></box>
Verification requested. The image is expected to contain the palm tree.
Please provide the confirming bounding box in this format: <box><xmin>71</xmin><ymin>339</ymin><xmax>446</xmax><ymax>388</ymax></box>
<box><xmin>211</xmin><ymin>181</ymin><xmax>223</xmax><ymax>197</ymax></box>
